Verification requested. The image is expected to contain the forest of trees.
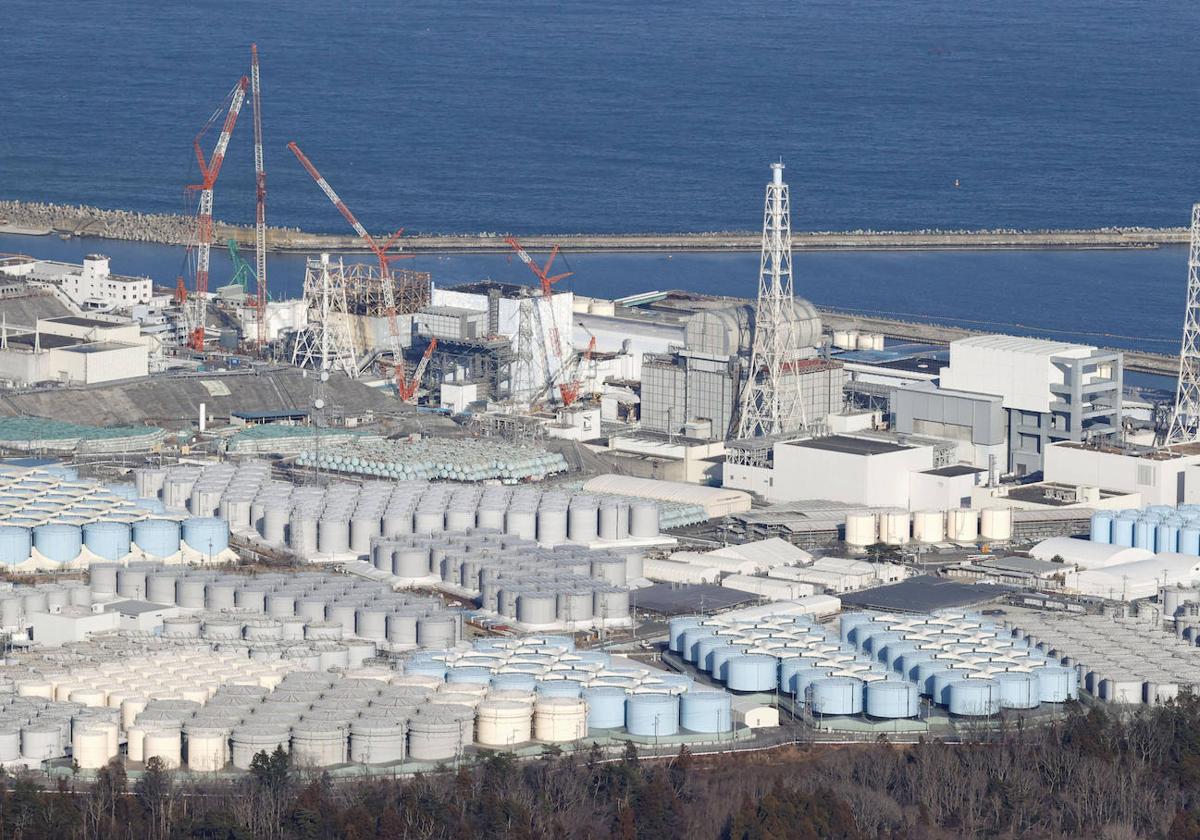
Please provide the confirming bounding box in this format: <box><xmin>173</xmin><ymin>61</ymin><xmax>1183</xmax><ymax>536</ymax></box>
<box><xmin>0</xmin><ymin>694</ymin><xmax>1197</xmax><ymax>839</ymax></box>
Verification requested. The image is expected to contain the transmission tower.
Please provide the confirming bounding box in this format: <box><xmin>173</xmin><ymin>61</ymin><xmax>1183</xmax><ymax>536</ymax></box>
<box><xmin>1168</xmin><ymin>203</ymin><xmax>1200</xmax><ymax>445</ymax></box>
<box><xmin>291</xmin><ymin>254</ymin><xmax>360</xmax><ymax>377</ymax></box>
<box><xmin>736</xmin><ymin>162</ymin><xmax>808</xmax><ymax>438</ymax></box>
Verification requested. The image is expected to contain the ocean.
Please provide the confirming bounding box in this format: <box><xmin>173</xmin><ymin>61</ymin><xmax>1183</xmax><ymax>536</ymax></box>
<box><xmin>2</xmin><ymin>1</ymin><xmax>1200</xmax><ymax>235</ymax></box>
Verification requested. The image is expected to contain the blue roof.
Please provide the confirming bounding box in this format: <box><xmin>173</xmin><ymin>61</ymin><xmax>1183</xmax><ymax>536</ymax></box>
<box><xmin>232</xmin><ymin>409</ymin><xmax>309</xmax><ymax>421</ymax></box>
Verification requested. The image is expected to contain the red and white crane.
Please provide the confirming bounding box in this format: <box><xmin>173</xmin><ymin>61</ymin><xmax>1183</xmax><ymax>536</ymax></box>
<box><xmin>250</xmin><ymin>44</ymin><xmax>268</xmax><ymax>347</ymax></box>
<box><xmin>505</xmin><ymin>236</ymin><xmax>584</xmax><ymax>405</ymax></box>
<box><xmin>185</xmin><ymin>76</ymin><xmax>248</xmax><ymax>350</ymax></box>
<box><xmin>288</xmin><ymin>141</ymin><xmax>414</xmax><ymax>398</ymax></box>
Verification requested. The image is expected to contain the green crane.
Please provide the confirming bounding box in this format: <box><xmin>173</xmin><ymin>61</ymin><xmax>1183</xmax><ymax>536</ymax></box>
<box><xmin>226</xmin><ymin>239</ymin><xmax>270</xmax><ymax>299</ymax></box>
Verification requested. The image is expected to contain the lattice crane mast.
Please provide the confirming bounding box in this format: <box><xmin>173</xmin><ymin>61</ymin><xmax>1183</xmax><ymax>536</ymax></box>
<box><xmin>185</xmin><ymin>76</ymin><xmax>248</xmax><ymax>351</ymax></box>
<box><xmin>399</xmin><ymin>338</ymin><xmax>437</xmax><ymax>402</ymax></box>
<box><xmin>288</xmin><ymin>141</ymin><xmax>411</xmax><ymax>397</ymax></box>
<box><xmin>504</xmin><ymin>236</ymin><xmax>578</xmax><ymax>404</ymax></box>
<box><xmin>250</xmin><ymin>44</ymin><xmax>268</xmax><ymax>347</ymax></box>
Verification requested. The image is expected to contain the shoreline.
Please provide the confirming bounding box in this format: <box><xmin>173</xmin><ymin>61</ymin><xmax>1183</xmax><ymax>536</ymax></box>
<box><xmin>0</xmin><ymin>200</ymin><xmax>1188</xmax><ymax>254</ymax></box>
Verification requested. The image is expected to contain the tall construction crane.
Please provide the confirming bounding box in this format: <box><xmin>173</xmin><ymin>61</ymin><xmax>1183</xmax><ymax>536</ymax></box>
<box><xmin>185</xmin><ymin>76</ymin><xmax>249</xmax><ymax>350</ymax></box>
<box><xmin>288</xmin><ymin>141</ymin><xmax>411</xmax><ymax>397</ymax></box>
<box><xmin>399</xmin><ymin>338</ymin><xmax>437</xmax><ymax>402</ymax></box>
<box><xmin>504</xmin><ymin>236</ymin><xmax>579</xmax><ymax>404</ymax></box>
<box><xmin>558</xmin><ymin>335</ymin><xmax>596</xmax><ymax>405</ymax></box>
<box><xmin>250</xmin><ymin>44</ymin><xmax>268</xmax><ymax>347</ymax></box>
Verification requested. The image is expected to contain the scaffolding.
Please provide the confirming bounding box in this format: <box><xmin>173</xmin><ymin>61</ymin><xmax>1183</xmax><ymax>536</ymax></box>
<box><xmin>291</xmin><ymin>254</ymin><xmax>360</xmax><ymax>377</ymax></box>
<box><xmin>341</xmin><ymin>263</ymin><xmax>431</xmax><ymax>317</ymax></box>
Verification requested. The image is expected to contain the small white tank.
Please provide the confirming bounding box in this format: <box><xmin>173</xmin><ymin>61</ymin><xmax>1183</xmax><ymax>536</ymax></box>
<box><xmin>880</xmin><ymin>511</ymin><xmax>911</xmax><ymax>545</ymax></box>
<box><xmin>844</xmin><ymin>512</ymin><xmax>876</xmax><ymax>547</ymax></box>
<box><xmin>143</xmin><ymin>729</ymin><xmax>182</xmax><ymax>769</ymax></box>
<box><xmin>912</xmin><ymin>511</ymin><xmax>946</xmax><ymax>543</ymax></box>
<box><xmin>72</xmin><ymin>725</ymin><xmax>111</xmax><ymax>769</ymax></box>
<box><xmin>475</xmin><ymin>699</ymin><xmax>533</xmax><ymax>747</ymax></box>
<box><xmin>980</xmin><ymin>508</ymin><xmax>1013</xmax><ymax>541</ymax></box>
<box><xmin>948</xmin><ymin>508</ymin><xmax>980</xmax><ymax>542</ymax></box>
<box><xmin>533</xmin><ymin>697</ymin><xmax>587</xmax><ymax>742</ymax></box>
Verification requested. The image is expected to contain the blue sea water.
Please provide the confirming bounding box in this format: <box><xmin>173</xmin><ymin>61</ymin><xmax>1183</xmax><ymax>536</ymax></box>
<box><xmin>2</xmin><ymin>1</ymin><xmax>1200</xmax><ymax>234</ymax></box>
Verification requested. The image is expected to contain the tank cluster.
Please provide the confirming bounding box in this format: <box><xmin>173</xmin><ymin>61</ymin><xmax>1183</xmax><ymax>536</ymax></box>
<box><xmin>844</xmin><ymin>508</ymin><xmax>1013</xmax><ymax>548</ymax></box>
<box><xmin>403</xmin><ymin>635</ymin><xmax>735</xmax><ymax>740</ymax></box>
<box><xmin>671</xmin><ymin>610</ymin><xmax>1078</xmax><ymax>718</ymax></box>
<box><xmin>1090</xmin><ymin>506</ymin><xmax>1200</xmax><ymax>554</ymax></box>
<box><xmin>292</xmin><ymin>436</ymin><xmax>569</xmax><ymax>482</ymax></box>
<box><xmin>86</xmin><ymin>566</ymin><xmax>465</xmax><ymax>653</ymax></box>
<box><xmin>137</xmin><ymin>461</ymin><xmax>662</xmax><ymax>558</ymax></box>
<box><xmin>370</xmin><ymin>529</ymin><xmax>636</xmax><ymax>630</ymax></box>
<box><xmin>1007</xmin><ymin>611</ymin><xmax>1200</xmax><ymax>705</ymax></box>
<box><xmin>0</xmin><ymin>464</ymin><xmax>228</xmax><ymax>568</ymax></box>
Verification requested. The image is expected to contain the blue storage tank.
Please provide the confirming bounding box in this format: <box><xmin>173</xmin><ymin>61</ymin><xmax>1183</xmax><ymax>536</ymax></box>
<box><xmin>403</xmin><ymin>661</ymin><xmax>447</xmax><ymax>681</ymax></box>
<box><xmin>694</xmin><ymin>636</ymin><xmax>731</xmax><ymax>673</ymax></box>
<box><xmin>929</xmin><ymin>669</ymin><xmax>967</xmax><ymax>704</ymax></box>
<box><xmin>947</xmin><ymin>679</ymin><xmax>1000</xmax><ymax>716</ymax></box>
<box><xmin>571</xmin><ymin>650</ymin><xmax>611</xmax><ymax>667</ymax></box>
<box><xmin>680</xmin><ymin>627</ymin><xmax>717</xmax><ymax>663</ymax></box>
<box><xmin>490</xmin><ymin>673</ymin><xmax>537</xmax><ymax>692</ymax></box>
<box><xmin>709</xmin><ymin>644</ymin><xmax>751</xmax><ymax>682</ymax></box>
<box><xmin>667</xmin><ymin>617</ymin><xmax>703</xmax><ymax>653</ymax></box>
<box><xmin>846</xmin><ymin>621</ymin><xmax>886</xmax><ymax>648</ymax></box>
<box><xmin>1035</xmin><ymin>665</ymin><xmax>1078</xmax><ymax>702</ymax></box>
<box><xmin>786</xmin><ymin>667</ymin><xmax>835</xmax><ymax>699</ymax></box>
<box><xmin>82</xmin><ymin>521</ymin><xmax>131</xmax><ymax>561</ymax></box>
<box><xmin>1148</xmin><ymin>504</ymin><xmax>1176</xmax><ymax>517</ymax></box>
<box><xmin>583</xmin><ymin>686</ymin><xmax>628</xmax><ymax>729</ymax></box>
<box><xmin>649</xmin><ymin>673</ymin><xmax>694</xmax><ymax>692</ymax></box>
<box><xmin>1111</xmin><ymin>515</ymin><xmax>1135</xmax><ymax>547</ymax></box>
<box><xmin>625</xmin><ymin>693</ymin><xmax>679</xmax><ymax>736</ymax></box>
<box><xmin>864</xmin><ymin>680</ymin><xmax>919</xmax><ymax>718</ymax></box>
<box><xmin>809</xmin><ymin>677</ymin><xmax>864</xmax><ymax>715</ymax></box>
<box><xmin>724</xmin><ymin>654</ymin><xmax>778</xmax><ymax>691</ymax></box>
<box><xmin>1157</xmin><ymin>520</ymin><xmax>1182</xmax><ymax>554</ymax></box>
<box><xmin>181</xmin><ymin>517</ymin><xmax>229</xmax><ymax>554</ymax></box>
<box><xmin>1134</xmin><ymin>519</ymin><xmax>1155</xmax><ymax>551</ymax></box>
<box><xmin>445</xmin><ymin>666</ymin><xmax>493</xmax><ymax>686</ymax></box>
<box><xmin>132</xmin><ymin>519</ymin><xmax>181</xmax><ymax>557</ymax></box>
<box><xmin>134</xmin><ymin>498</ymin><xmax>167</xmax><ymax>515</ymax></box>
<box><xmin>994</xmin><ymin>672</ymin><xmax>1040</xmax><ymax>709</ymax></box>
<box><xmin>897</xmin><ymin>651</ymin><xmax>935</xmax><ymax>681</ymax></box>
<box><xmin>679</xmin><ymin>690</ymin><xmax>733</xmax><ymax>733</ymax></box>
<box><xmin>0</xmin><ymin>526</ymin><xmax>31</xmax><ymax>565</ymax></box>
<box><xmin>1089</xmin><ymin>512</ymin><xmax>1113</xmax><ymax>544</ymax></box>
<box><xmin>838</xmin><ymin>611</ymin><xmax>876</xmax><ymax>642</ymax></box>
<box><xmin>1180</xmin><ymin>527</ymin><xmax>1200</xmax><ymax>556</ymax></box>
<box><xmin>535</xmin><ymin>680</ymin><xmax>583</xmax><ymax>697</ymax></box>
<box><xmin>105</xmin><ymin>483</ymin><xmax>138</xmax><ymax>500</ymax></box>
<box><xmin>32</xmin><ymin>524</ymin><xmax>81</xmax><ymax>563</ymax></box>
<box><xmin>532</xmin><ymin>635</ymin><xmax>576</xmax><ymax>652</ymax></box>
<box><xmin>880</xmin><ymin>642</ymin><xmax>918</xmax><ymax>670</ymax></box>
<box><xmin>780</xmin><ymin>658</ymin><xmax>823</xmax><ymax>693</ymax></box>
<box><xmin>863</xmin><ymin>631</ymin><xmax>904</xmax><ymax>658</ymax></box>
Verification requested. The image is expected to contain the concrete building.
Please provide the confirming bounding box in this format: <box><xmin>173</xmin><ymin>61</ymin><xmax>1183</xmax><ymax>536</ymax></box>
<box><xmin>893</xmin><ymin>382</ymin><xmax>1006</xmax><ymax>468</ymax></box>
<box><xmin>0</xmin><ymin>315</ymin><xmax>149</xmax><ymax>386</ymax></box>
<box><xmin>29</xmin><ymin>607</ymin><xmax>119</xmax><ymax>646</ymax></box>
<box><xmin>1045</xmin><ymin>441</ymin><xmax>1200</xmax><ymax>507</ymax></box>
<box><xmin>0</xmin><ymin>254</ymin><xmax>153</xmax><ymax>310</ymax></box>
<box><xmin>723</xmin><ymin>433</ymin><xmax>937</xmax><ymax>507</ymax></box>
<box><xmin>938</xmin><ymin>336</ymin><xmax>1123</xmax><ymax>476</ymax></box>
<box><xmin>639</xmin><ymin>303</ymin><xmax>844</xmax><ymax>441</ymax></box>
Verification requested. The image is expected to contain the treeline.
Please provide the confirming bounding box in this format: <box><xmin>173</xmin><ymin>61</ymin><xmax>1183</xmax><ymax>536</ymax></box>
<box><xmin>0</xmin><ymin>695</ymin><xmax>1199</xmax><ymax>839</ymax></box>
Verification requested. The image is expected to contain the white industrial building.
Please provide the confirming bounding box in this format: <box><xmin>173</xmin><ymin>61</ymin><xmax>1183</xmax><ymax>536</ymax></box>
<box><xmin>0</xmin><ymin>315</ymin><xmax>149</xmax><ymax>386</ymax></box>
<box><xmin>723</xmin><ymin>433</ymin><xmax>958</xmax><ymax>509</ymax></box>
<box><xmin>1029</xmin><ymin>537</ymin><xmax>1154</xmax><ymax>569</ymax></box>
<box><xmin>1044</xmin><ymin>441</ymin><xmax>1200</xmax><ymax>507</ymax></box>
<box><xmin>0</xmin><ymin>254</ymin><xmax>153</xmax><ymax>310</ymax></box>
<box><xmin>1065</xmin><ymin>554</ymin><xmax>1200</xmax><ymax>601</ymax></box>
<box><xmin>721</xmin><ymin>574</ymin><xmax>815</xmax><ymax>600</ymax></box>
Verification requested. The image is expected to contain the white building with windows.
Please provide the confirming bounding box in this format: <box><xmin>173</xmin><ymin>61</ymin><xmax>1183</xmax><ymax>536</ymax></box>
<box><xmin>1</xmin><ymin>254</ymin><xmax>153</xmax><ymax>310</ymax></box>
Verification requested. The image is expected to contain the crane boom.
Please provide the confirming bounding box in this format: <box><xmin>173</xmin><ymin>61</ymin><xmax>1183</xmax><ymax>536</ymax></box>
<box><xmin>186</xmin><ymin>76</ymin><xmax>248</xmax><ymax>350</ymax></box>
<box><xmin>251</xmin><ymin>44</ymin><xmax>267</xmax><ymax>346</ymax></box>
<box><xmin>289</xmin><ymin>140</ymin><xmax>411</xmax><ymax>399</ymax></box>
<box><xmin>399</xmin><ymin>337</ymin><xmax>437</xmax><ymax>402</ymax></box>
<box><xmin>505</xmin><ymin>236</ymin><xmax>580</xmax><ymax>404</ymax></box>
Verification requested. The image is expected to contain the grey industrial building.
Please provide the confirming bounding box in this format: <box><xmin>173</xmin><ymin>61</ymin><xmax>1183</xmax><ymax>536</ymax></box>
<box><xmin>640</xmin><ymin>302</ymin><xmax>845</xmax><ymax>440</ymax></box>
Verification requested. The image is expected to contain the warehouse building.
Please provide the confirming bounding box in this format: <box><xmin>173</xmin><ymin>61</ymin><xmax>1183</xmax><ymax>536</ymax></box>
<box><xmin>0</xmin><ymin>254</ymin><xmax>153</xmax><ymax>311</ymax></box>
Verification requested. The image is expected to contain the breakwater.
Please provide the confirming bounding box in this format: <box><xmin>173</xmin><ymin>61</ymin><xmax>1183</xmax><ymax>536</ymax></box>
<box><xmin>0</xmin><ymin>200</ymin><xmax>1187</xmax><ymax>253</ymax></box>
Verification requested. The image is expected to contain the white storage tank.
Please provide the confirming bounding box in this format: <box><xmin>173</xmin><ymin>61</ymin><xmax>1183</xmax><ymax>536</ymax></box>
<box><xmin>843</xmin><ymin>513</ymin><xmax>876</xmax><ymax>547</ymax></box>
<box><xmin>533</xmin><ymin>697</ymin><xmax>587</xmax><ymax>742</ymax></box>
<box><xmin>980</xmin><ymin>508</ymin><xmax>1013</xmax><ymax>542</ymax></box>
<box><xmin>947</xmin><ymin>508</ymin><xmax>979</xmax><ymax>542</ymax></box>
<box><xmin>880</xmin><ymin>511</ymin><xmax>910</xmax><ymax>545</ymax></box>
<box><xmin>475</xmin><ymin>699</ymin><xmax>533</xmax><ymax>746</ymax></box>
<box><xmin>912</xmin><ymin>511</ymin><xmax>945</xmax><ymax>543</ymax></box>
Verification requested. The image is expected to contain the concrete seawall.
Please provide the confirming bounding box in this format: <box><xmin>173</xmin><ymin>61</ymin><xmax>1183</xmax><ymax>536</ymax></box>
<box><xmin>0</xmin><ymin>200</ymin><xmax>1187</xmax><ymax>253</ymax></box>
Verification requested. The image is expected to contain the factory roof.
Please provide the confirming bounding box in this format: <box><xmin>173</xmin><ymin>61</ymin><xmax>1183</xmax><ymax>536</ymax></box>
<box><xmin>59</xmin><ymin>341</ymin><xmax>137</xmax><ymax>354</ymax></box>
<box><xmin>104</xmin><ymin>599</ymin><xmax>170</xmax><ymax>616</ymax></box>
<box><xmin>707</xmin><ymin>537</ymin><xmax>813</xmax><ymax>568</ymax></box>
<box><xmin>1028</xmin><ymin>537</ymin><xmax>1155</xmax><ymax>569</ymax></box>
<box><xmin>952</xmin><ymin>335</ymin><xmax>1094</xmax><ymax>357</ymax></box>
<box><xmin>839</xmin><ymin>575</ymin><xmax>1012</xmax><ymax>613</ymax></box>
<box><xmin>785</xmin><ymin>435</ymin><xmax>911</xmax><ymax>456</ymax></box>
<box><xmin>47</xmin><ymin>315</ymin><xmax>126</xmax><ymax>329</ymax></box>
<box><xmin>420</xmin><ymin>305</ymin><xmax>484</xmax><ymax>317</ymax></box>
<box><xmin>632</xmin><ymin>583</ymin><xmax>759</xmax><ymax>615</ymax></box>
<box><xmin>972</xmin><ymin>555</ymin><xmax>1067</xmax><ymax>576</ymax></box>
<box><xmin>232</xmin><ymin>409</ymin><xmax>309</xmax><ymax>422</ymax></box>
<box><xmin>922</xmin><ymin>465</ymin><xmax>984</xmax><ymax>478</ymax></box>
<box><xmin>6</xmin><ymin>332</ymin><xmax>79</xmax><ymax>350</ymax></box>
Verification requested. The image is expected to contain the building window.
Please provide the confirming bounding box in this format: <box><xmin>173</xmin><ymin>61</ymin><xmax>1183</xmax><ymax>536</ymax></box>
<box><xmin>1137</xmin><ymin>464</ymin><xmax>1154</xmax><ymax>486</ymax></box>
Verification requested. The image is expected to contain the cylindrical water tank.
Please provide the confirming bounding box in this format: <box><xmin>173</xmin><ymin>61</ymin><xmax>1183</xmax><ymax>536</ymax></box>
<box><xmin>844</xmin><ymin>512</ymin><xmax>876</xmax><ymax>547</ymax></box>
<box><xmin>517</xmin><ymin>593</ymin><xmax>558</xmax><ymax>626</ymax></box>
<box><xmin>582</xmin><ymin>686</ymin><xmax>627</xmax><ymax>729</ymax></box>
<box><xmin>176</xmin><ymin>578</ymin><xmax>207</xmax><ymax>609</ymax></box>
<box><xmin>21</xmin><ymin>724</ymin><xmax>63</xmax><ymax>760</ymax></box>
<box><xmin>505</xmin><ymin>510</ymin><xmax>536</xmax><ymax>541</ymax></box>
<box><xmin>864</xmin><ymin>680</ymin><xmax>918</xmax><ymax>718</ymax></box>
<box><xmin>290</xmin><ymin>721</ymin><xmax>348</xmax><ymax>767</ymax></box>
<box><xmin>809</xmin><ymin>677</ymin><xmax>864</xmax><ymax>715</ymax></box>
<box><xmin>1090</xmin><ymin>512</ymin><xmax>1113</xmax><ymax>544</ymax></box>
<box><xmin>1180</xmin><ymin>527</ymin><xmax>1200</xmax><ymax>556</ymax></box>
<box><xmin>980</xmin><ymin>508</ymin><xmax>1012</xmax><ymax>542</ymax></box>
<box><xmin>568</xmin><ymin>504</ymin><xmax>598</xmax><ymax>542</ymax></box>
<box><xmin>116</xmin><ymin>567</ymin><xmax>148</xmax><ymax>599</ymax></box>
<box><xmin>881</xmin><ymin>511</ymin><xmax>910</xmax><ymax>544</ymax></box>
<box><xmin>533</xmin><ymin>697</ymin><xmax>587</xmax><ymax>742</ymax></box>
<box><xmin>83</xmin><ymin>522</ymin><xmax>131</xmax><ymax>561</ymax></box>
<box><xmin>143</xmin><ymin>729</ymin><xmax>183</xmax><ymax>769</ymax></box>
<box><xmin>667</xmin><ymin>617</ymin><xmax>704</xmax><ymax>653</ymax></box>
<box><xmin>625</xmin><ymin>693</ymin><xmax>679</xmax><ymax>736</ymax></box>
<box><xmin>1112</xmin><ymin>515</ymin><xmax>1135</xmax><ymax>547</ymax></box>
<box><xmin>724</xmin><ymin>655</ymin><xmax>778</xmax><ymax>691</ymax></box>
<box><xmin>947</xmin><ymin>508</ymin><xmax>979</xmax><ymax>542</ymax></box>
<box><xmin>145</xmin><ymin>573</ymin><xmax>179</xmax><ymax>605</ymax></box>
<box><xmin>317</xmin><ymin>518</ymin><xmax>350</xmax><ymax>555</ymax></box>
<box><xmin>1036</xmin><ymin>665</ymin><xmax>1078</xmax><ymax>703</ymax></box>
<box><xmin>994</xmin><ymin>672</ymin><xmax>1040</xmax><ymax>709</ymax></box>
<box><xmin>393</xmin><ymin>547</ymin><xmax>430</xmax><ymax>578</ymax></box>
<box><xmin>0</xmin><ymin>526</ymin><xmax>31</xmax><ymax>565</ymax></box>
<box><xmin>407</xmin><ymin>710</ymin><xmax>470</xmax><ymax>761</ymax></box>
<box><xmin>948</xmin><ymin>679</ymin><xmax>1000</xmax><ymax>716</ymax></box>
<box><xmin>679</xmin><ymin>691</ymin><xmax>732</xmax><ymax>733</ymax></box>
<box><xmin>184</xmin><ymin>724</ymin><xmax>230</xmax><ymax>772</ymax></box>
<box><xmin>475</xmin><ymin>699</ymin><xmax>533</xmax><ymax>746</ymax></box>
<box><xmin>1157</xmin><ymin>520</ymin><xmax>1181</xmax><ymax>554</ymax></box>
<box><xmin>182</xmin><ymin>518</ymin><xmax>229</xmax><ymax>555</ymax></box>
<box><xmin>33</xmin><ymin>524</ymin><xmax>81</xmax><ymax>563</ymax></box>
<box><xmin>628</xmin><ymin>501</ymin><xmax>659</xmax><ymax>538</ymax></box>
<box><xmin>231</xmin><ymin>725</ymin><xmax>291</xmax><ymax>770</ymax></box>
<box><xmin>349</xmin><ymin>720</ymin><xmax>406</xmax><ymax>764</ymax></box>
<box><xmin>89</xmin><ymin>562</ymin><xmax>119</xmax><ymax>594</ymax></box>
<box><xmin>912</xmin><ymin>510</ymin><xmax>945</xmax><ymax>543</ymax></box>
<box><xmin>537</xmin><ymin>507</ymin><xmax>568</xmax><ymax>545</ymax></box>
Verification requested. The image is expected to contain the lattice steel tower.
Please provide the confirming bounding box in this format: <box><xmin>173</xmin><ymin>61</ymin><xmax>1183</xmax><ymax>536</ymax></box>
<box><xmin>737</xmin><ymin>162</ymin><xmax>808</xmax><ymax>438</ymax></box>
<box><xmin>1168</xmin><ymin>203</ymin><xmax>1200</xmax><ymax>444</ymax></box>
<box><xmin>291</xmin><ymin>254</ymin><xmax>360</xmax><ymax>377</ymax></box>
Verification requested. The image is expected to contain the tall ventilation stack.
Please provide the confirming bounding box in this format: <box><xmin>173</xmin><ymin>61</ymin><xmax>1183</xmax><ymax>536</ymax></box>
<box><xmin>736</xmin><ymin>162</ymin><xmax>808</xmax><ymax>438</ymax></box>
<box><xmin>1168</xmin><ymin>203</ymin><xmax>1200</xmax><ymax>445</ymax></box>
<box><xmin>291</xmin><ymin>254</ymin><xmax>361</xmax><ymax>377</ymax></box>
